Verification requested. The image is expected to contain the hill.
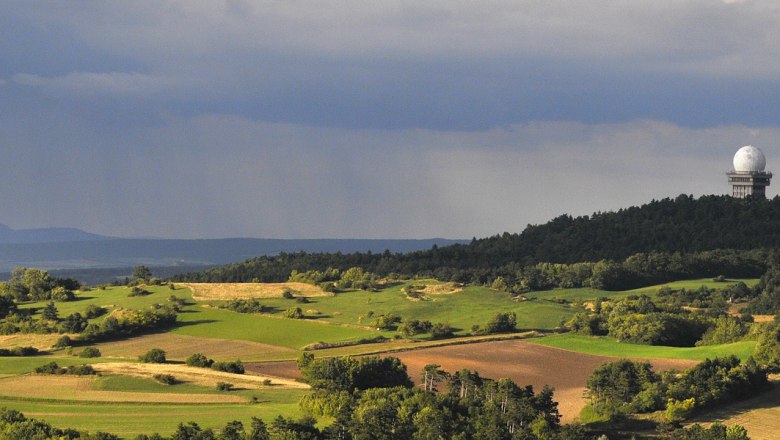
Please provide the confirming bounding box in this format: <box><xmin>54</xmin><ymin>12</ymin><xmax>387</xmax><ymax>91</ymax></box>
<box><xmin>0</xmin><ymin>237</ymin><xmax>467</xmax><ymax>272</ymax></box>
<box><xmin>0</xmin><ymin>223</ymin><xmax>110</xmax><ymax>244</ymax></box>
<box><xmin>175</xmin><ymin>195</ymin><xmax>780</xmax><ymax>285</ymax></box>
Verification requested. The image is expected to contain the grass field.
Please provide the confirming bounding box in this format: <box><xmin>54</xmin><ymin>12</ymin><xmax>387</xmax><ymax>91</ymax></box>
<box><xmin>530</xmin><ymin>334</ymin><xmax>757</xmax><ymax>361</ymax></box>
<box><xmin>0</xmin><ymin>388</ymin><xmax>307</xmax><ymax>438</ymax></box>
<box><xmin>687</xmin><ymin>378</ymin><xmax>780</xmax><ymax>440</ymax></box>
<box><xmin>255</xmin><ymin>283</ymin><xmax>577</xmax><ymax>333</ymax></box>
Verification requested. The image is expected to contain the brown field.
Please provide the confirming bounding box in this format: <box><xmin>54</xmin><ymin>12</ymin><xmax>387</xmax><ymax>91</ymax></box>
<box><xmin>0</xmin><ymin>375</ymin><xmax>245</xmax><ymax>403</ymax></box>
<box><xmin>92</xmin><ymin>362</ymin><xmax>309</xmax><ymax>390</ymax></box>
<box><xmin>181</xmin><ymin>282</ymin><xmax>328</xmax><ymax>300</ymax></box>
<box><xmin>245</xmin><ymin>339</ymin><xmax>695</xmax><ymax>423</ymax></box>
<box><xmin>390</xmin><ymin>340</ymin><xmax>696</xmax><ymax>423</ymax></box>
<box><xmin>688</xmin><ymin>377</ymin><xmax>780</xmax><ymax>440</ymax></box>
<box><xmin>96</xmin><ymin>333</ymin><xmax>295</xmax><ymax>360</ymax></box>
<box><xmin>0</xmin><ymin>333</ymin><xmax>76</xmax><ymax>350</ymax></box>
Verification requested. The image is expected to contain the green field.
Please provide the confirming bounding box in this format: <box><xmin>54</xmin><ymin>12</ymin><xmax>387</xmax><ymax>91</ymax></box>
<box><xmin>255</xmin><ymin>283</ymin><xmax>577</xmax><ymax>333</ymax></box>
<box><xmin>0</xmin><ymin>388</ymin><xmax>306</xmax><ymax>438</ymax></box>
<box><xmin>1</xmin><ymin>277</ymin><xmax>767</xmax><ymax>437</ymax></box>
<box><xmin>530</xmin><ymin>333</ymin><xmax>757</xmax><ymax>361</ymax></box>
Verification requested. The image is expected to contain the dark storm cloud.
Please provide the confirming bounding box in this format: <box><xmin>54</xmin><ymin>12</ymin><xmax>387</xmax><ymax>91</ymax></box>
<box><xmin>0</xmin><ymin>1</ymin><xmax>778</xmax><ymax>238</ymax></box>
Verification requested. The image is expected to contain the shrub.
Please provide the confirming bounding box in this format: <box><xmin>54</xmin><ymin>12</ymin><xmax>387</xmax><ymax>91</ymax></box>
<box><xmin>216</xmin><ymin>382</ymin><xmax>234</xmax><ymax>391</ymax></box>
<box><xmin>53</xmin><ymin>335</ymin><xmax>73</xmax><ymax>349</ymax></box>
<box><xmin>285</xmin><ymin>307</ymin><xmax>304</xmax><ymax>319</ymax></box>
<box><xmin>212</xmin><ymin>360</ymin><xmax>244</xmax><ymax>374</ymax></box>
<box><xmin>139</xmin><ymin>348</ymin><xmax>167</xmax><ymax>363</ymax></box>
<box><xmin>430</xmin><ymin>322</ymin><xmax>454</xmax><ymax>339</ymax></box>
<box><xmin>84</xmin><ymin>304</ymin><xmax>107</xmax><ymax>319</ymax></box>
<box><xmin>185</xmin><ymin>353</ymin><xmax>214</xmax><ymax>368</ymax></box>
<box><xmin>67</xmin><ymin>364</ymin><xmax>96</xmax><ymax>375</ymax></box>
<box><xmin>35</xmin><ymin>361</ymin><xmax>62</xmax><ymax>374</ymax></box>
<box><xmin>262</xmin><ymin>379</ymin><xmax>272</xmax><ymax>386</ymax></box>
<box><xmin>282</xmin><ymin>289</ymin><xmax>295</xmax><ymax>299</ymax></box>
<box><xmin>128</xmin><ymin>286</ymin><xmax>152</xmax><ymax>297</ymax></box>
<box><xmin>79</xmin><ymin>347</ymin><xmax>101</xmax><ymax>358</ymax></box>
<box><xmin>153</xmin><ymin>374</ymin><xmax>177</xmax><ymax>385</ymax></box>
<box><xmin>0</xmin><ymin>346</ymin><xmax>39</xmax><ymax>356</ymax></box>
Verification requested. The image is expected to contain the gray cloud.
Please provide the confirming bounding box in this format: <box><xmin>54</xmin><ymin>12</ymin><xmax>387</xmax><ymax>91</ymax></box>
<box><xmin>0</xmin><ymin>113</ymin><xmax>774</xmax><ymax>238</ymax></box>
<box><xmin>1</xmin><ymin>1</ymin><xmax>779</xmax><ymax>239</ymax></box>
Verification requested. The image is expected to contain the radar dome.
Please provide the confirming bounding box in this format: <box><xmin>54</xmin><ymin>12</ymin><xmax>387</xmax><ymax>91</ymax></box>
<box><xmin>733</xmin><ymin>145</ymin><xmax>766</xmax><ymax>172</ymax></box>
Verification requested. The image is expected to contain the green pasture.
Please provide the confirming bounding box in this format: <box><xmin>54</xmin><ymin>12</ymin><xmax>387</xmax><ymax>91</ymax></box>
<box><xmin>172</xmin><ymin>306</ymin><xmax>378</xmax><ymax>349</ymax></box>
<box><xmin>0</xmin><ymin>388</ymin><xmax>306</xmax><ymax>438</ymax></box>
<box><xmin>530</xmin><ymin>333</ymin><xmax>757</xmax><ymax>361</ymax></box>
<box><xmin>19</xmin><ymin>285</ymin><xmax>186</xmax><ymax>320</ymax></box>
<box><xmin>0</xmin><ymin>355</ymin><xmax>127</xmax><ymax>375</ymax></box>
<box><xmin>257</xmin><ymin>283</ymin><xmax>577</xmax><ymax>333</ymax></box>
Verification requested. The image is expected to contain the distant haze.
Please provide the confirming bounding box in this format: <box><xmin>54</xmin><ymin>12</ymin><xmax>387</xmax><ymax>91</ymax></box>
<box><xmin>1</xmin><ymin>1</ymin><xmax>779</xmax><ymax>239</ymax></box>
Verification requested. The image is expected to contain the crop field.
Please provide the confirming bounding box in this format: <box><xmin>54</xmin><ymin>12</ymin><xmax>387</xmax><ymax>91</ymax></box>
<box><xmin>96</xmin><ymin>333</ymin><xmax>296</xmax><ymax>361</ymax></box>
<box><xmin>0</xmin><ymin>388</ymin><xmax>307</xmax><ymax>438</ymax></box>
<box><xmin>530</xmin><ymin>334</ymin><xmax>757</xmax><ymax>361</ymax></box>
<box><xmin>92</xmin><ymin>362</ymin><xmax>307</xmax><ymax>389</ymax></box>
<box><xmin>183</xmin><ymin>282</ymin><xmax>329</xmax><ymax>300</ymax></box>
<box><xmin>687</xmin><ymin>378</ymin><xmax>780</xmax><ymax>440</ymax></box>
<box><xmin>388</xmin><ymin>339</ymin><xmax>697</xmax><ymax>422</ymax></box>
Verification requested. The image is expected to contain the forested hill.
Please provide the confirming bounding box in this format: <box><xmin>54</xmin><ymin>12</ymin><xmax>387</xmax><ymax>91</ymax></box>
<box><xmin>174</xmin><ymin>195</ymin><xmax>780</xmax><ymax>284</ymax></box>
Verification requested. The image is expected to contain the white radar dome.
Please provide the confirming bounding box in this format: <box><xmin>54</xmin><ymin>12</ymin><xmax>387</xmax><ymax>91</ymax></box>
<box><xmin>733</xmin><ymin>145</ymin><xmax>766</xmax><ymax>172</ymax></box>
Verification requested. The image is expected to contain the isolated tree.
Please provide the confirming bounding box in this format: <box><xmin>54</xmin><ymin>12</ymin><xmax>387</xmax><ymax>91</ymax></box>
<box><xmin>42</xmin><ymin>301</ymin><xmax>59</xmax><ymax>320</ymax></box>
<box><xmin>133</xmin><ymin>265</ymin><xmax>153</xmax><ymax>282</ymax></box>
<box><xmin>139</xmin><ymin>348</ymin><xmax>167</xmax><ymax>363</ymax></box>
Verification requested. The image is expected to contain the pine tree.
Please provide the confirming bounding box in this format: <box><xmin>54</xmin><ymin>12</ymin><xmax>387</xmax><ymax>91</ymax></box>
<box><xmin>42</xmin><ymin>301</ymin><xmax>58</xmax><ymax>320</ymax></box>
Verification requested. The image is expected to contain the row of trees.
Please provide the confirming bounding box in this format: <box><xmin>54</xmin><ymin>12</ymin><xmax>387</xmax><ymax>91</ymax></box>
<box><xmin>586</xmin><ymin>356</ymin><xmax>768</xmax><ymax>423</ymax></box>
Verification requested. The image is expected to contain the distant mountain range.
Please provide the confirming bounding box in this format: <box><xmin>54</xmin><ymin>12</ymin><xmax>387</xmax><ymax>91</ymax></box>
<box><xmin>0</xmin><ymin>224</ymin><xmax>466</xmax><ymax>273</ymax></box>
<box><xmin>0</xmin><ymin>224</ymin><xmax>110</xmax><ymax>244</ymax></box>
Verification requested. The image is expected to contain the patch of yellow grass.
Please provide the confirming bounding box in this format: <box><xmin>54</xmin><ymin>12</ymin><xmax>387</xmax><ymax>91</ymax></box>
<box><xmin>92</xmin><ymin>362</ymin><xmax>309</xmax><ymax>390</ymax></box>
<box><xmin>418</xmin><ymin>282</ymin><xmax>462</xmax><ymax>295</ymax></box>
<box><xmin>0</xmin><ymin>333</ymin><xmax>75</xmax><ymax>350</ymax></box>
<box><xmin>96</xmin><ymin>333</ymin><xmax>295</xmax><ymax>361</ymax></box>
<box><xmin>181</xmin><ymin>282</ymin><xmax>328</xmax><ymax>301</ymax></box>
<box><xmin>0</xmin><ymin>375</ymin><xmax>245</xmax><ymax>403</ymax></box>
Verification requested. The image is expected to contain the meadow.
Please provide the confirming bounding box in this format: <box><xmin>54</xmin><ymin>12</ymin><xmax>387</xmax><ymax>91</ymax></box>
<box><xmin>0</xmin><ymin>276</ymin><xmax>767</xmax><ymax>437</ymax></box>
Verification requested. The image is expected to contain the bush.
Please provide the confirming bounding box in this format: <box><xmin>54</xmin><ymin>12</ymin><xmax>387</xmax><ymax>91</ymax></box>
<box><xmin>53</xmin><ymin>335</ymin><xmax>73</xmax><ymax>348</ymax></box>
<box><xmin>186</xmin><ymin>353</ymin><xmax>214</xmax><ymax>368</ymax></box>
<box><xmin>139</xmin><ymin>348</ymin><xmax>167</xmax><ymax>363</ymax></box>
<box><xmin>34</xmin><ymin>362</ymin><xmax>95</xmax><ymax>375</ymax></box>
<box><xmin>430</xmin><ymin>322</ymin><xmax>454</xmax><ymax>339</ymax></box>
<box><xmin>153</xmin><ymin>374</ymin><xmax>177</xmax><ymax>385</ymax></box>
<box><xmin>84</xmin><ymin>304</ymin><xmax>107</xmax><ymax>319</ymax></box>
<box><xmin>79</xmin><ymin>347</ymin><xmax>101</xmax><ymax>358</ymax></box>
<box><xmin>128</xmin><ymin>287</ymin><xmax>152</xmax><ymax>297</ymax></box>
<box><xmin>0</xmin><ymin>346</ymin><xmax>39</xmax><ymax>356</ymax></box>
<box><xmin>285</xmin><ymin>307</ymin><xmax>304</xmax><ymax>319</ymax></box>
<box><xmin>216</xmin><ymin>382</ymin><xmax>234</xmax><ymax>391</ymax></box>
<box><xmin>212</xmin><ymin>360</ymin><xmax>244</xmax><ymax>374</ymax></box>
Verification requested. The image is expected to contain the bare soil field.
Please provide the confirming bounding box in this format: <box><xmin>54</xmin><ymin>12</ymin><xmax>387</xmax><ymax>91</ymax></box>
<box><xmin>96</xmin><ymin>333</ymin><xmax>295</xmax><ymax>360</ymax></box>
<box><xmin>92</xmin><ymin>362</ymin><xmax>309</xmax><ymax>390</ymax></box>
<box><xmin>0</xmin><ymin>375</ymin><xmax>245</xmax><ymax>403</ymax></box>
<box><xmin>245</xmin><ymin>339</ymin><xmax>695</xmax><ymax>423</ymax></box>
<box><xmin>687</xmin><ymin>377</ymin><xmax>780</xmax><ymax>440</ymax></box>
<box><xmin>393</xmin><ymin>340</ymin><xmax>695</xmax><ymax>423</ymax></box>
<box><xmin>181</xmin><ymin>282</ymin><xmax>328</xmax><ymax>301</ymax></box>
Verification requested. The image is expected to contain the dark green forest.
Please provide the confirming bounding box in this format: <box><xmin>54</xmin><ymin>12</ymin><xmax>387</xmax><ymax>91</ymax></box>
<box><xmin>174</xmin><ymin>195</ymin><xmax>780</xmax><ymax>289</ymax></box>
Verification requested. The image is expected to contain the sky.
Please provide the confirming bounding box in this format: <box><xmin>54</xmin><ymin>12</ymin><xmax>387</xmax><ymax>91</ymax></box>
<box><xmin>1</xmin><ymin>0</ymin><xmax>779</xmax><ymax>239</ymax></box>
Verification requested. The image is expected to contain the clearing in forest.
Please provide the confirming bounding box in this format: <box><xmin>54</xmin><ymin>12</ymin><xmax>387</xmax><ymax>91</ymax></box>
<box><xmin>182</xmin><ymin>282</ymin><xmax>328</xmax><ymax>301</ymax></box>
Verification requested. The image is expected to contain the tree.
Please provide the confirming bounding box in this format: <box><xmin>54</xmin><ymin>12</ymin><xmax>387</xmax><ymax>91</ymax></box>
<box><xmin>139</xmin><ymin>348</ymin><xmax>167</xmax><ymax>363</ymax></box>
<box><xmin>186</xmin><ymin>353</ymin><xmax>214</xmax><ymax>368</ymax></box>
<box><xmin>133</xmin><ymin>265</ymin><xmax>153</xmax><ymax>282</ymax></box>
<box><xmin>247</xmin><ymin>417</ymin><xmax>269</xmax><ymax>440</ymax></box>
<box><xmin>421</xmin><ymin>364</ymin><xmax>447</xmax><ymax>392</ymax></box>
<box><xmin>42</xmin><ymin>302</ymin><xmax>59</xmax><ymax>320</ymax></box>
